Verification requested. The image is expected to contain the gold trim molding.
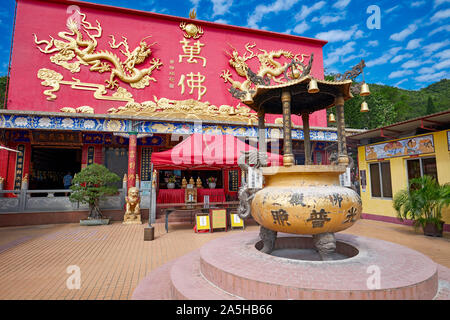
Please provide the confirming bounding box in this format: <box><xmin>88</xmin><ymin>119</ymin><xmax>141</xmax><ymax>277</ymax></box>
<box><xmin>107</xmin><ymin>96</ymin><xmax>258</xmax><ymax>124</ymax></box>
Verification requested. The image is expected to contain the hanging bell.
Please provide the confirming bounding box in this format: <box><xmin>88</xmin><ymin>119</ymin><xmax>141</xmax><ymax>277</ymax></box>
<box><xmin>360</xmin><ymin>101</ymin><xmax>369</xmax><ymax>112</ymax></box>
<box><xmin>360</xmin><ymin>82</ymin><xmax>370</xmax><ymax>96</ymax></box>
<box><xmin>328</xmin><ymin>112</ymin><xmax>336</xmax><ymax>123</ymax></box>
<box><xmin>243</xmin><ymin>91</ymin><xmax>254</xmax><ymax>104</ymax></box>
<box><xmin>308</xmin><ymin>78</ymin><xmax>319</xmax><ymax>93</ymax></box>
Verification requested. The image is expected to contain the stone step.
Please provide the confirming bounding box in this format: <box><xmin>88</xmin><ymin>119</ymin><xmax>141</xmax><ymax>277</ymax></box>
<box><xmin>169</xmin><ymin>249</ymin><xmax>239</xmax><ymax>300</ymax></box>
<box><xmin>132</xmin><ymin>260</ymin><xmax>175</xmax><ymax>299</ymax></box>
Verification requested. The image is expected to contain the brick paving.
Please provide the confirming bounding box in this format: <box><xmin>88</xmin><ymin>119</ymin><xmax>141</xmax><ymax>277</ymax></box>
<box><xmin>0</xmin><ymin>218</ymin><xmax>448</xmax><ymax>300</ymax></box>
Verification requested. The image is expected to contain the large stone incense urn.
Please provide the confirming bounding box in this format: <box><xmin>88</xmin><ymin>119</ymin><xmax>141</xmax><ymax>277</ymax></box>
<box><xmin>251</xmin><ymin>165</ymin><xmax>361</xmax><ymax>235</ymax></box>
<box><xmin>233</xmin><ymin>65</ymin><xmax>361</xmax><ymax>259</ymax></box>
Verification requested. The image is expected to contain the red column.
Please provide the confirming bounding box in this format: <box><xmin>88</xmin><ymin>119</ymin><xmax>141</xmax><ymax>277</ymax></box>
<box><xmin>127</xmin><ymin>133</ymin><xmax>137</xmax><ymax>189</ymax></box>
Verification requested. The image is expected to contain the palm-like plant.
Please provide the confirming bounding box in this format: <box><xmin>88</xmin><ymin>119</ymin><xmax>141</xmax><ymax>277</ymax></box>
<box><xmin>393</xmin><ymin>175</ymin><xmax>450</xmax><ymax>233</ymax></box>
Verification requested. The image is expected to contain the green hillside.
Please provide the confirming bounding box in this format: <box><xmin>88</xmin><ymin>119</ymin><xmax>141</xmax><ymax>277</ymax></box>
<box><xmin>327</xmin><ymin>78</ymin><xmax>450</xmax><ymax>130</ymax></box>
<box><xmin>0</xmin><ymin>76</ymin><xmax>6</xmax><ymax>109</ymax></box>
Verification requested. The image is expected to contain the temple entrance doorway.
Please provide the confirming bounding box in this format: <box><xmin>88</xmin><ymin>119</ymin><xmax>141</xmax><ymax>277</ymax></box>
<box><xmin>30</xmin><ymin>147</ymin><xmax>82</xmax><ymax>193</ymax></box>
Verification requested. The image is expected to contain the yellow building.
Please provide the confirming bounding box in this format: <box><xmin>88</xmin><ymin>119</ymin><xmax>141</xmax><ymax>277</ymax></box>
<box><xmin>350</xmin><ymin>110</ymin><xmax>450</xmax><ymax>232</ymax></box>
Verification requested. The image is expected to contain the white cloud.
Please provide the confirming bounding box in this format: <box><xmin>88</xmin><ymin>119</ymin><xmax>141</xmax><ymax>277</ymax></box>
<box><xmin>190</xmin><ymin>0</ymin><xmax>201</xmax><ymax>8</ymax></box>
<box><xmin>366</xmin><ymin>47</ymin><xmax>402</xmax><ymax>67</ymax></box>
<box><xmin>214</xmin><ymin>18</ymin><xmax>228</xmax><ymax>24</ymax></box>
<box><xmin>401</xmin><ymin>60</ymin><xmax>422</xmax><ymax>69</ymax></box>
<box><xmin>411</xmin><ymin>1</ymin><xmax>425</xmax><ymax>7</ymax></box>
<box><xmin>415</xmin><ymin>70</ymin><xmax>448</xmax><ymax>82</ymax></box>
<box><xmin>391</xmin><ymin>53</ymin><xmax>413</xmax><ymax>63</ymax></box>
<box><xmin>385</xmin><ymin>5</ymin><xmax>400</xmax><ymax>14</ymax></box>
<box><xmin>434</xmin><ymin>58</ymin><xmax>450</xmax><ymax>69</ymax></box>
<box><xmin>315</xmin><ymin>25</ymin><xmax>362</xmax><ymax>42</ymax></box>
<box><xmin>406</xmin><ymin>38</ymin><xmax>423</xmax><ymax>50</ymax></box>
<box><xmin>389</xmin><ymin>24</ymin><xmax>418</xmax><ymax>41</ymax></box>
<box><xmin>429</xmin><ymin>24</ymin><xmax>450</xmax><ymax>36</ymax></box>
<box><xmin>423</xmin><ymin>40</ymin><xmax>450</xmax><ymax>56</ymax></box>
<box><xmin>325</xmin><ymin>41</ymin><xmax>356</xmax><ymax>66</ymax></box>
<box><xmin>247</xmin><ymin>0</ymin><xmax>299</xmax><ymax>28</ymax></box>
<box><xmin>388</xmin><ymin>69</ymin><xmax>413</xmax><ymax>79</ymax></box>
<box><xmin>394</xmin><ymin>79</ymin><xmax>408</xmax><ymax>87</ymax></box>
<box><xmin>434</xmin><ymin>0</ymin><xmax>450</xmax><ymax>8</ymax></box>
<box><xmin>418</xmin><ymin>66</ymin><xmax>435</xmax><ymax>74</ymax></box>
<box><xmin>211</xmin><ymin>0</ymin><xmax>233</xmax><ymax>17</ymax></box>
<box><xmin>430</xmin><ymin>8</ymin><xmax>450</xmax><ymax>23</ymax></box>
<box><xmin>333</xmin><ymin>0</ymin><xmax>351</xmax><ymax>10</ymax></box>
<box><xmin>434</xmin><ymin>49</ymin><xmax>450</xmax><ymax>59</ymax></box>
<box><xmin>295</xmin><ymin>1</ymin><xmax>326</xmax><ymax>21</ymax></box>
<box><xmin>367</xmin><ymin>40</ymin><xmax>379</xmax><ymax>47</ymax></box>
<box><xmin>354</xmin><ymin>30</ymin><xmax>364</xmax><ymax>39</ymax></box>
<box><xmin>312</xmin><ymin>14</ymin><xmax>345</xmax><ymax>26</ymax></box>
<box><xmin>293</xmin><ymin>21</ymin><xmax>310</xmax><ymax>34</ymax></box>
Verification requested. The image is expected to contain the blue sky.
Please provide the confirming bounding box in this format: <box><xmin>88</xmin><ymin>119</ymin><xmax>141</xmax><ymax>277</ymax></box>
<box><xmin>0</xmin><ymin>0</ymin><xmax>449</xmax><ymax>90</ymax></box>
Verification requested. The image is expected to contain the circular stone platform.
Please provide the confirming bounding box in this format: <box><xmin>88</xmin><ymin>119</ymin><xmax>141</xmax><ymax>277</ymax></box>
<box><xmin>133</xmin><ymin>232</ymin><xmax>441</xmax><ymax>300</ymax></box>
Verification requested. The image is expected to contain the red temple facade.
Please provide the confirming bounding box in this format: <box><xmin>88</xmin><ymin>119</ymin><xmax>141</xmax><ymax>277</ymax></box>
<box><xmin>0</xmin><ymin>0</ymin><xmax>361</xmax><ymax>221</ymax></box>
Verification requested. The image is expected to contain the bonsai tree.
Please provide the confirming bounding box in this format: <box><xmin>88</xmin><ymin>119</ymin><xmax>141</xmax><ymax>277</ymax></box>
<box><xmin>393</xmin><ymin>175</ymin><xmax>449</xmax><ymax>236</ymax></box>
<box><xmin>69</xmin><ymin>164</ymin><xmax>120</xmax><ymax>219</ymax></box>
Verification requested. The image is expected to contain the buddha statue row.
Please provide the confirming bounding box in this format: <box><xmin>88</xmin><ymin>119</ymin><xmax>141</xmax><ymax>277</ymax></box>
<box><xmin>181</xmin><ymin>177</ymin><xmax>203</xmax><ymax>188</ymax></box>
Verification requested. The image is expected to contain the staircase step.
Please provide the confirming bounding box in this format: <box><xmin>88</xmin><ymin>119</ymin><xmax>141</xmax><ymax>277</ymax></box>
<box><xmin>169</xmin><ymin>249</ymin><xmax>239</xmax><ymax>300</ymax></box>
<box><xmin>132</xmin><ymin>260</ymin><xmax>175</xmax><ymax>299</ymax></box>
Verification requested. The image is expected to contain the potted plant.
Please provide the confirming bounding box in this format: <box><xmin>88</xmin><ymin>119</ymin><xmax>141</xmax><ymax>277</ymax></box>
<box><xmin>167</xmin><ymin>175</ymin><xmax>176</xmax><ymax>189</ymax></box>
<box><xmin>393</xmin><ymin>175</ymin><xmax>449</xmax><ymax>237</ymax></box>
<box><xmin>207</xmin><ymin>177</ymin><xmax>217</xmax><ymax>189</ymax></box>
<box><xmin>69</xmin><ymin>164</ymin><xmax>120</xmax><ymax>225</ymax></box>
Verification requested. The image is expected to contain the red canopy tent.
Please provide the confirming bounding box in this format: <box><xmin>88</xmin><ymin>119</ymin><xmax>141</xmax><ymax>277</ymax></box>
<box><xmin>151</xmin><ymin>133</ymin><xmax>283</xmax><ymax>169</ymax></box>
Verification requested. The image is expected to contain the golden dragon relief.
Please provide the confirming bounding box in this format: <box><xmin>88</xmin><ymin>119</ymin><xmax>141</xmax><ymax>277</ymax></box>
<box><xmin>33</xmin><ymin>11</ymin><xmax>163</xmax><ymax>93</ymax></box>
<box><xmin>220</xmin><ymin>42</ymin><xmax>311</xmax><ymax>97</ymax></box>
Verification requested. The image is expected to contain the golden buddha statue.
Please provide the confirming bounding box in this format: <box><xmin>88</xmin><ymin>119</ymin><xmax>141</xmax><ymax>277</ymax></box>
<box><xmin>196</xmin><ymin>177</ymin><xmax>203</xmax><ymax>188</ymax></box>
<box><xmin>181</xmin><ymin>177</ymin><xmax>187</xmax><ymax>188</ymax></box>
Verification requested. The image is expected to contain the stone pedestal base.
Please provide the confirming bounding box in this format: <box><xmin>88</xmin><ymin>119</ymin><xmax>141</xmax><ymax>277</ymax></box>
<box><xmin>133</xmin><ymin>232</ymin><xmax>443</xmax><ymax>300</ymax></box>
<box><xmin>123</xmin><ymin>215</ymin><xmax>142</xmax><ymax>225</ymax></box>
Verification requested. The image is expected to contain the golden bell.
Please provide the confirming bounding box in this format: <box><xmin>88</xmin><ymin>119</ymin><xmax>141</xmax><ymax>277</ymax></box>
<box><xmin>308</xmin><ymin>79</ymin><xmax>319</xmax><ymax>93</ymax></box>
<box><xmin>360</xmin><ymin>101</ymin><xmax>369</xmax><ymax>112</ymax></box>
<box><xmin>360</xmin><ymin>82</ymin><xmax>370</xmax><ymax>96</ymax></box>
<box><xmin>328</xmin><ymin>113</ymin><xmax>336</xmax><ymax>123</ymax></box>
<box><xmin>243</xmin><ymin>91</ymin><xmax>254</xmax><ymax>104</ymax></box>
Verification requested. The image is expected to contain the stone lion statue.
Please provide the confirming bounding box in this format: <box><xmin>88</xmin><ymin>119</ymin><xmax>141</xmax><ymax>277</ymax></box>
<box><xmin>123</xmin><ymin>187</ymin><xmax>141</xmax><ymax>224</ymax></box>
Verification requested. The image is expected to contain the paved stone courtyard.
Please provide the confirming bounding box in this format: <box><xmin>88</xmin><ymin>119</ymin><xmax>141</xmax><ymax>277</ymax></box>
<box><xmin>0</xmin><ymin>219</ymin><xmax>449</xmax><ymax>300</ymax></box>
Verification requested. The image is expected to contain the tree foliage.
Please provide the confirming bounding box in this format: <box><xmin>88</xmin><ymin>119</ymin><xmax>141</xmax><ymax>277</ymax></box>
<box><xmin>326</xmin><ymin>78</ymin><xmax>450</xmax><ymax>129</ymax></box>
<box><xmin>0</xmin><ymin>76</ymin><xmax>7</xmax><ymax>109</ymax></box>
<box><xmin>69</xmin><ymin>164</ymin><xmax>120</xmax><ymax>219</ymax></box>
